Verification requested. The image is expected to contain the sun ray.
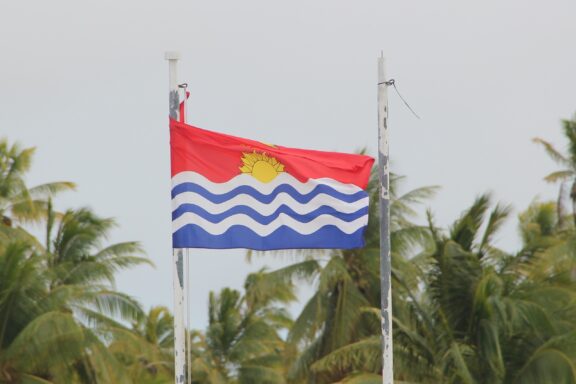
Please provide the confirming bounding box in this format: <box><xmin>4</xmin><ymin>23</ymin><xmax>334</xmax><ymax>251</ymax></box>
<box><xmin>239</xmin><ymin>151</ymin><xmax>285</xmax><ymax>183</ymax></box>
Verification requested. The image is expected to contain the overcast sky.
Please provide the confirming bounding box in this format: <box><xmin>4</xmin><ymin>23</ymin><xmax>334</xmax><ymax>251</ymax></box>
<box><xmin>2</xmin><ymin>0</ymin><xmax>576</xmax><ymax>329</ymax></box>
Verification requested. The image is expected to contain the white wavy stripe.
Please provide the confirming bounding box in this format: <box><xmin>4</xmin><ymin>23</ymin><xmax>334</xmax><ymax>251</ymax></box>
<box><xmin>171</xmin><ymin>171</ymin><xmax>363</xmax><ymax>195</ymax></box>
<box><xmin>172</xmin><ymin>192</ymin><xmax>369</xmax><ymax>215</ymax></box>
<box><xmin>172</xmin><ymin>212</ymin><xmax>368</xmax><ymax>235</ymax></box>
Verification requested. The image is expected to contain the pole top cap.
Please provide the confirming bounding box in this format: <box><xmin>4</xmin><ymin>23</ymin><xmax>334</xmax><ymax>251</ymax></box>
<box><xmin>164</xmin><ymin>51</ymin><xmax>181</xmax><ymax>60</ymax></box>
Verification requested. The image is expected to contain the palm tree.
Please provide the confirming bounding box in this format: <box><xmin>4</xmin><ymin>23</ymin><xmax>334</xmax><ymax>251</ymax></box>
<box><xmin>191</xmin><ymin>267</ymin><xmax>297</xmax><ymax>384</ymax></box>
<box><xmin>188</xmin><ymin>330</ymin><xmax>227</xmax><ymax>384</ymax></box>
<box><xmin>43</xmin><ymin>205</ymin><xmax>155</xmax><ymax>381</ymax></box>
<box><xmin>44</xmin><ymin>206</ymin><xmax>151</xmax><ymax>291</ymax></box>
<box><xmin>257</xmin><ymin>171</ymin><xmax>438</xmax><ymax>383</ymax></box>
<box><xmin>134</xmin><ymin>306</ymin><xmax>174</xmax><ymax>351</ymax></box>
<box><xmin>0</xmin><ymin>240</ymin><xmax>118</xmax><ymax>383</ymax></box>
<box><xmin>0</xmin><ymin>138</ymin><xmax>74</xmax><ymax>227</ymax></box>
<box><xmin>108</xmin><ymin>306</ymin><xmax>175</xmax><ymax>383</ymax></box>
<box><xmin>0</xmin><ymin>203</ymin><xmax>154</xmax><ymax>383</ymax></box>
<box><xmin>395</xmin><ymin>195</ymin><xmax>576</xmax><ymax>383</ymax></box>
<box><xmin>277</xmin><ymin>184</ymin><xmax>576</xmax><ymax>383</ymax></box>
<box><xmin>533</xmin><ymin>115</ymin><xmax>576</xmax><ymax>225</ymax></box>
<box><xmin>420</xmin><ymin>195</ymin><xmax>512</xmax><ymax>383</ymax></box>
<box><xmin>0</xmin><ymin>136</ymin><xmax>165</xmax><ymax>383</ymax></box>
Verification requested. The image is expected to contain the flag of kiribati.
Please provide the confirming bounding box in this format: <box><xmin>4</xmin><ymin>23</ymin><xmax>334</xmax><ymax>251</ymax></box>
<box><xmin>170</xmin><ymin>119</ymin><xmax>375</xmax><ymax>250</ymax></box>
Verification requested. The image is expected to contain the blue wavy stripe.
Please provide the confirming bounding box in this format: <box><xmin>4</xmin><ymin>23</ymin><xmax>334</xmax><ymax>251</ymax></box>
<box><xmin>172</xmin><ymin>204</ymin><xmax>368</xmax><ymax>224</ymax></box>
<box><xmin>171</xmin><ymin>183</ymin><xmax>367</xmax><ymax>204</ymax></box>
<box><xmin>172</xmin><ymin>224</ymin><xmax>366</xmax><ymax>250</ymax></box>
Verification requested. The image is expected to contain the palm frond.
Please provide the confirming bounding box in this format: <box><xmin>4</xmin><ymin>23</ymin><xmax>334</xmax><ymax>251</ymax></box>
<box><xmin>237</xmin><ymin>363</ymin><xmax>286</xmax><ymax>383</ymax></box>
<box><xmin>441</xmin><ymin>342</ymin><xmax>476</xmax><ymax>384</ymax></box>
<box><xmin>450</xmin><ymin>194</ymin><xmax>491</xmax><ymax>251</ymax></box>
<box><xmin>544</xmin><ymin>170</ymin><xmax>574</xmax><ymax>183</ymax></box>
<box><xmin>93</xmin><ymin>241</ymin><xmax>146</xmax><ymax>260</ymax></box>
<box><xmin>27</xmin><ymin>181</ymin><xmax>76</xmax><ymax>199</ymax></box>
<box><xmin>532</xmin><ymin>137</ymin><xmax>570</xmax><ymax>166</ymax></box>
<box><xmin>562</xmin><ymin>118</ymin><xmax>576</xmax><ymax>166</ymax></box>
<box><xmin>396</xmin><ymin>185</ymin><xmax>440</xmax><ymax>208</ymax></box>
<box><xmin>479</xmin><ymin>202</ymin><xmax>512</xmax><ymax>255</ymax></box>
<box><xmin>310</xmin><ymin>336</ymin><xmax>381</xmax><ymax>376</ymax></box>
<box><xmin>3</xmin><ymin>311</ymin><xmax>88</xmax><ymax>375</ymax></box>
<box><xmin>244</xmin><ymin>260</ymin><xmax>320</xmax><ymax>310</ymax></box>
<box><xmin>287</xmin><ymin>336</ymin><xmax>323</xmax><ymax>382</ymax></box>
<box><xmin>75</xmin><ymin>306</ymin><xmax>130</xmax><ymax>331</ymax></box>
<box><xmin>287</xmin><ymin>291</ymin><xmax>325</xmax><ymax>345</ymax></box>
<box><xmin>83</xmin><ymin>290</ymin><xmax>145</xmax><ymax>323</ymax></box>
<box><xmin>512</xmin><ymin>331</ymin><xmax>576</xmax><ymax>384</ymax></box>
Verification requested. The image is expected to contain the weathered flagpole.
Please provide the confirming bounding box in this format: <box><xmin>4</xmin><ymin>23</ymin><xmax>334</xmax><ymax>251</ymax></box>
<box><xmin>165</xmin><ymin>51</ymin><xmax>186</xmax><ymax>384</ymax></box>
<box><xmin>378</xmin><ymin>55</ymin><xmax>393</xmax><ymax>383</ymax></box>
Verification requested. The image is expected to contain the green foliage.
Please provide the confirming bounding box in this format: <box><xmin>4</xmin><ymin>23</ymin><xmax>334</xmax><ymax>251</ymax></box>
<box><xmin>534</xmin><ymin>115</ymin><xmax>576</xmax><ymax>226</ymax></box>
<box><xmin>0</xmin><ymin>138</ymin><xmax>160</xmax><ymax>384</ymax></box>
<box><xmin>0</xmin><ymin>138</ymin><xmax>75</xmax><ymax>226</ymax></box>
<box><xmin>194</xmin><ymin>271</ymin><xmax>293</xmax><ymax>384</ymax></box>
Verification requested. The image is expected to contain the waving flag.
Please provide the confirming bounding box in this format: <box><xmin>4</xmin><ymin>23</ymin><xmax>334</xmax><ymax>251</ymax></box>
<box><xmin>170</xmin><ymin>119</ymin><xmax>374</xmax><ymax>250</ymax></box>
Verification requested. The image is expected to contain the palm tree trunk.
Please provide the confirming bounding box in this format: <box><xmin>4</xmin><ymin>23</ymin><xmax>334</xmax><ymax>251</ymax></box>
<box><xmin>1</xmin><ymin>216</ymin><xmax>11</xmax><ymax>227</ymax></box>
<box><xmin>570</xmin><ymin>180</ymin><xmax>576</xmax><ymax>226</ymax></box>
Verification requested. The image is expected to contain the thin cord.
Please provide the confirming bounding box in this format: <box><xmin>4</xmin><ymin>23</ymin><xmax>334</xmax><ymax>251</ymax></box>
<box><xmin>379</xmin><ymin>79</ymin><xmax>420</xmax><ymax>119</ymax></box>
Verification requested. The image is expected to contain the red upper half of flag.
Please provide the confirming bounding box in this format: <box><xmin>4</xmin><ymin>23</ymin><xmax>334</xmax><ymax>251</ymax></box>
<box><xmin>170</xmin><ymin>119</ymin><xmax>375</xmax><ymax>189</ymax></box>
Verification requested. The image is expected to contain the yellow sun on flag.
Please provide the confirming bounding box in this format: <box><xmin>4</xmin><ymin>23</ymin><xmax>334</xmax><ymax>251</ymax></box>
<box><xmin>239</xmin><ymin>151</ymin><xmax>285</xmax><ymax>183</ymax></box>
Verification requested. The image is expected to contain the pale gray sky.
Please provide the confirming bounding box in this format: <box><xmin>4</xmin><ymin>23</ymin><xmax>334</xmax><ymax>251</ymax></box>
<box><xmin>2</xmin><ymin>0</ymin><xmax>575</xmax><ymax>329</ymax></box>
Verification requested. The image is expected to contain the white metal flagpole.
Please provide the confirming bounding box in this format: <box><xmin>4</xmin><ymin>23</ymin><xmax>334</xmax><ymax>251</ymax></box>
<box><xmin>165</xmin><ymin>51</ymin><xmax>186</xmax><ymax>384</ymax></box>
<box><xmin>378</xmin><ymin>55</ymin><xmax>394</xmax><ymax>384</ymax></box>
